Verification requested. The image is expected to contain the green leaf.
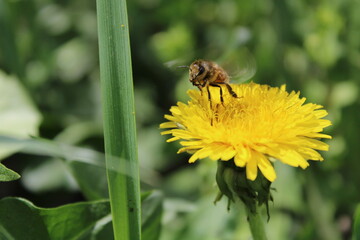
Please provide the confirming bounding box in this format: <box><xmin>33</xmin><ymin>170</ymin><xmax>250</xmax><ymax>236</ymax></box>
<box><xmin>0</xmin><ymin>198</ymin><xmax>51</xmax><ymax>240</ymax></box>
<box><xmin>0</xmin><ymin>163</ymin><xmax>20</xmax><ymax>181</ymax></box>
<box><xmin>84</xmin><ymin>216</ymin><xmax>114</xmax><ymax>240</ymax></box>
<box><xmin>0</xmin><ymin>70</ymin><xmax>42</xmax><ymax>160</ymax></box>
<box><xmin>79</xmin><ymin>191</ymin><xmax>163</xmax><ymax>240</ymax></box>
<box><xmin>0</xmin><ymin>136</ymin><xmax>155</xmax><ymax>200</ymax></box>
<box><xmin>84</xmin><ymin>191</ymin><xmax>164</xmax><ymax>240</ymax></box>
<box><xmin>353</xmin><ymin>204</ymin><xmax>360</xmax><ymax>240</ymax></box>
<box><xmin>141</xmin><ymin>191</ymin><xmax>163</xmax><ymax>240</ymax></box>
<box><xmin>40</xmin><ymin>200</ymin><xmax>111</xmax><ymax>240</ymax></box>
<box><xmin>96</xmin><ymin>0</ymin><xmax>141</xmax><ymax>238</ymax></box>
<box><xmin>0</xmin><ymin>192</ymin><xmax>163</xmax><ymax>240</ymax></box>
<box><xmin>68</xmin><ymin>161</ymin><xmax>109</xmax><ymax>200</ymax></box>
<box><xmin>0</xmin><ymin>197</ymin><xmax>110</xmax><ymax>240</ymax></box>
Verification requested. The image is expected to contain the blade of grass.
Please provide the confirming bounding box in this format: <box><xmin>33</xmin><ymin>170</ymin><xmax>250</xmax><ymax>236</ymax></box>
<box><xmin>96</xmin><ymin>0</ymin><xmax>141</xmax><ymax>239</ymax></box>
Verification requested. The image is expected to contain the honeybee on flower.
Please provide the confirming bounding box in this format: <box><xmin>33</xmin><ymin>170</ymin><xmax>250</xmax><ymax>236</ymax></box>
<box><xmin>161</xmin><ymin>54</ymin><xmax>331</xmax><ymax>217</ymax></box>
<box><xmin>176</xmin><ymin>49</ymin><xmax>256</xmax><ymax>105</ymax></box>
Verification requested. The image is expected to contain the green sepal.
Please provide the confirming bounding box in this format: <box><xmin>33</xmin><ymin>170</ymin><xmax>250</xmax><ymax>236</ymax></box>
<box><xmin>214</xmin><ymin>159</ymin><xmax>235</xmax><ymax>210</ymax></box>
<box><xmin>215</xmin><ymin>160</ymin><xmax>273</xmax><ymax>220</ymax></box>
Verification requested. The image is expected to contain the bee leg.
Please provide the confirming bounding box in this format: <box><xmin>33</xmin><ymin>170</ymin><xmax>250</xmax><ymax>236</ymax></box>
<box><xmin>210</xmin><ymin>84</ymin><xmax>224</xmax><ymax>104</ymax></box>
<box><xmin>223</xmin><ymin>83</ymin><xmax>238</xmax><ymax>98</ymax></box>
<box><xmin>225</xmin><ymin>84</ymin><xmax>238</xmax><ymax>98</ymax></box>
<box><xmin>206</xmin><ymin>85</ymin><xmax>212</xmax><ymax>109</ymax></box>
<box><xmin>206</xmin><ymin>86</ymin><xmax>214</xmax><ymax>126</ymax></box>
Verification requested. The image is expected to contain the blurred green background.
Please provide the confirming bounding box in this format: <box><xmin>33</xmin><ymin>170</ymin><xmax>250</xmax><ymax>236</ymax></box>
<box><xmin>0</xmin><ymin>0</ymin><xmax>359</xmax><ymax>239</ymax></box>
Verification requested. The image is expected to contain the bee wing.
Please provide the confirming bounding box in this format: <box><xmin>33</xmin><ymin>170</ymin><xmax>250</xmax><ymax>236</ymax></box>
<box><xmin>217</xmin><ymin>48</ymin><xmax>257</xmax><ymax>83</ymax></box>
<box><xmin>163</xmin><ymin>58</ymin><xmax>190</xmax><ymax>69</ymax></box>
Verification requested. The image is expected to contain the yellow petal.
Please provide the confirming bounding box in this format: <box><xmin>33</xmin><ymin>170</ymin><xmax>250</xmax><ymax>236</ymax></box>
<box><xmin>188</xmin><ymin>148</ymin><xmax>211</xmax><ymax>163</ymax></box>
<box><xmin>220</xmin><ymin>146</ymin><xmax>237</xmax><ymax>160</ymax></box>
<box><xmin>177</xmin><ymin>145</ymin><xmax>201</xmax><ymax>154</ymax></box>
<box><xmin>318</xmin><ymin>119</ymin><xmax>332</xmax><ymax>128</ymax></box>
<box><xmin>171</xmin><ymin>129</ymin><xmax>196</xmax><ymax>139</ymax></box>
<box><xmin>170</xmin><ymin>106</ymin><xmax>181</xmax><ymax>115</ymax></box>
<box><xmin>303</xmin><ymin>138</ymin><xmax>329</xmax><ymax>151</ymax></box>
<box><xmin>180</xmin><ymin>141</ymin><xmax>203</xmax><ymax>146</ymax></box>
<box><xmin>166</xmin><ymin>137</ymin><xmax>180</xmax><ymax>142</ymax></box>
<box><xmin>161</xmin><ymin>130</ymin><xmax>173</xmax><ymax>135</ymax></box>
<box><xmin>188</xmin><ymin>152</ymin><xmax>199</xmax><ymax>163</ymax></box>
<box><xmin>314</xmin><ymin>109</ymin><xmax>328</xmax><ymax>118</ymax></box>
<box><xmin>298</xmin><ymin>147</ymin><xmax>324</xmax><ymax>161</ymax></box>
<box><xmin>208</xmin><ymin>144</ymin><xmax>230</xmax><ymax>160</ymax></box>
<box><xmin>159</xmin><ymin>122</ymin><xmax>177</xmax><ymax>129</ymax></box>
<box><xmin>280</xmin><ymin>149</ymin><xmax>309</xmax><ymax>169</ymax></box>
<box><xmin>303</xmin><ymin>133</ymin><xmax>332</xmax><ymax>139</ymax></box>
<box><xmin>197</xmin><ymin>147</ymin><xmax>212</xmax><ymax>159</ymax></box>
<box><xmin>164</xmin><ymin>114</ymin><xmax>177</xmax><ymax>121</ymax></box>
<box><xmin>257</xmin><ymin>153</ymin><xmax>276</xmax><ymax>182</ymax></box>
<box><xmin>234</xmin><ymin>147</ymin><xmax>250</xmax><ymax>167</ymax></box>
<box><xmin>246</xmin><ymin>151</ymin><xmax>258</xmax><ymax>180</ymax></box>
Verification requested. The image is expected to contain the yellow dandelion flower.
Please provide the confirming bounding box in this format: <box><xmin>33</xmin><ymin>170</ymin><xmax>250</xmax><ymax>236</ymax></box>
<box><xmin>160</xmin><ymin>82</ymin><xmax>332</xmax><ymax>182</ymax></box>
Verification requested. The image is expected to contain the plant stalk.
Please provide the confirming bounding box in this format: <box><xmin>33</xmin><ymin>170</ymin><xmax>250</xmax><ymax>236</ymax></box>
<box><xmin>246</xmin><ymin>206</ymin><xmax>268</xmax><ymax>240</ymax></box>
<box><xmin>96</xmin><ymin>0</ymin><xmax>141</xmax><ymax>239</ymax></box>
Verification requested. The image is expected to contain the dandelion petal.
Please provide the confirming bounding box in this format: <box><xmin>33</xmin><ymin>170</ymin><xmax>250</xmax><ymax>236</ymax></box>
<box><xmin>246</xmin><ymin>152</ymin><xmax>258</xmax><ymax>180</ymax></box>
<box><xmin>257</xmin><ymin>153</ymin><xmax>277</xmax><ymax>182</ymax></box>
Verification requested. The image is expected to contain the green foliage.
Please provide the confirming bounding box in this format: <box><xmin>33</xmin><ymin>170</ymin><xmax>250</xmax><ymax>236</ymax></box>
<box><xmin>0</xmin><ymin>71</ymin><xmax>41</xmax><ymax>160</ymax></box>
<box><xmin>141</xmin><ymin>191</ymin><xmax>163</xmax><ymax>240</ymax></box>
<box><xmin>96</xmin><ymin>0</ymin><xmax>141</xmax><ymax>238</ymax></box>
<box><xmin>354</xmin><ymin>204</ymin><xmax>360</xmax><ymax>240</ymax></box>
<box><xmin>0</xmin><ymin>198</ymin><xmax>110</xmax><ymax>240</ymax></box>
<box><xmin>0</xmin><ymin>0</ymin><xmax>359</xmax><ymax>239</ymax></box>
<box><xmin>150</xmin><ymin>23</ymin><xmax>195</xmax><ymax>63</ymax></box>
<box><xmin>0</xmin><ymin>191</ymin><xmax>162</xmax><ymax>240</ymax></box>
<box><xmin>68</xmin><ymin>161</ymin><xmax>109</xmax><ymax>200</ymax></box>
<box><xmin>0</xmin><ymin>163</ymin><xmax>20</xmax><ymax>182</ymax></box>
<box><xmin>0</xmin><ymin>198</ymin><xmax>51</xmax><ymax>240</ymax></box>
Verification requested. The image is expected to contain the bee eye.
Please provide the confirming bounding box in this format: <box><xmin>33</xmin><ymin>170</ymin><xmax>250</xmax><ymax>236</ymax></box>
<box><xmin>198</xmin><ymin>65</ymin><xmax>205</xmax><ymax>75</ymax></box>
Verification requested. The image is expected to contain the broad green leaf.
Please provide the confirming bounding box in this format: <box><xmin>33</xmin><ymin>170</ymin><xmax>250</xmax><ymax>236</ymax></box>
<box><xmin>0</xmin><ymin>192</ymin><xmax>163</xmax><ymax>240</ymax></box>
<box><xmin>353</xmin><ymin>204</ymin><xmax>360</xmax><ymax>240</ymax></box>
<box><xmin>0</xmin><ymin>162</ymin><xmax>20</xmax><ymax>181</ymax></box>
<box><xmin>0</xmin><ymin>197</ymin><xmax>110</xmax><ymax>240</ymax></box>
<box><xmin>0</xmin><ymin>71</ymin><xmax>42</xmax><ymax>160</ymax></box>
<box><xmin>0</xmin><ymin>198</ymin><xmax>51</xmax><ymax>240</ymax></box>
<box><xmin>81</xmin><ymin>191</ymin><xmax>164</xmax><ymax>240</ymax></box>
<box><xmin>40</xmin><ymin>200</ymin><xmax>111</xmax><ymax>240</ymax></box>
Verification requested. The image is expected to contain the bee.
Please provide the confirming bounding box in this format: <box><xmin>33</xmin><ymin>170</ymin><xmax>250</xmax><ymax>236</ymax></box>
<box><xmin>188</xmin><ymin>59</ymin><xmax>238</xmax><ymax>104</ymax></box>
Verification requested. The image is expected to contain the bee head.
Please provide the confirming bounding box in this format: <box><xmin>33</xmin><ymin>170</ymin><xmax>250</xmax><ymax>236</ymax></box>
<box><xmin>189</xmin><ymin>60</ymin><xmax>208</xmax><ymax>87</ymax></box>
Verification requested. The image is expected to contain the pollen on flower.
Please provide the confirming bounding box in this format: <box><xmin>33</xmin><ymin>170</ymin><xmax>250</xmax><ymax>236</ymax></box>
<box><xmin>160</xmin><ymin>82</ymin><xmax>332</xmax><ymax>182</ymax></box>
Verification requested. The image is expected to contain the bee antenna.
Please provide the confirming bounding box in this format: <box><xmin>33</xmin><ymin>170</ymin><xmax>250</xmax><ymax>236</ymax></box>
<box><xmin>177</xmin><ymin>65</ymin><xmax>189</xmax><ymax>69</ymax></box>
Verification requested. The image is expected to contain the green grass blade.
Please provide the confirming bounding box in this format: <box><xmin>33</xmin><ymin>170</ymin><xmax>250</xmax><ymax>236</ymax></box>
<box><xmin>96</xmin><ymin>0</ymin><xmax>141</xmax><ymax>239</ymax></box>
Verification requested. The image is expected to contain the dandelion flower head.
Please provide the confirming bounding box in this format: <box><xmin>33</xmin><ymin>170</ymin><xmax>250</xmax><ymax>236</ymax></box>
<box><xmin>160</xmin><ymin>83</ymin><xmax>331</xmax><ymax>182</ymax></box>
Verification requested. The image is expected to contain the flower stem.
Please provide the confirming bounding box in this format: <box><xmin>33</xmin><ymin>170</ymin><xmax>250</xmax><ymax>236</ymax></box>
<box><xmin>245</xmin><ymin>205</ymin><xmax>268</xmax><ymax>240</ymax></box>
